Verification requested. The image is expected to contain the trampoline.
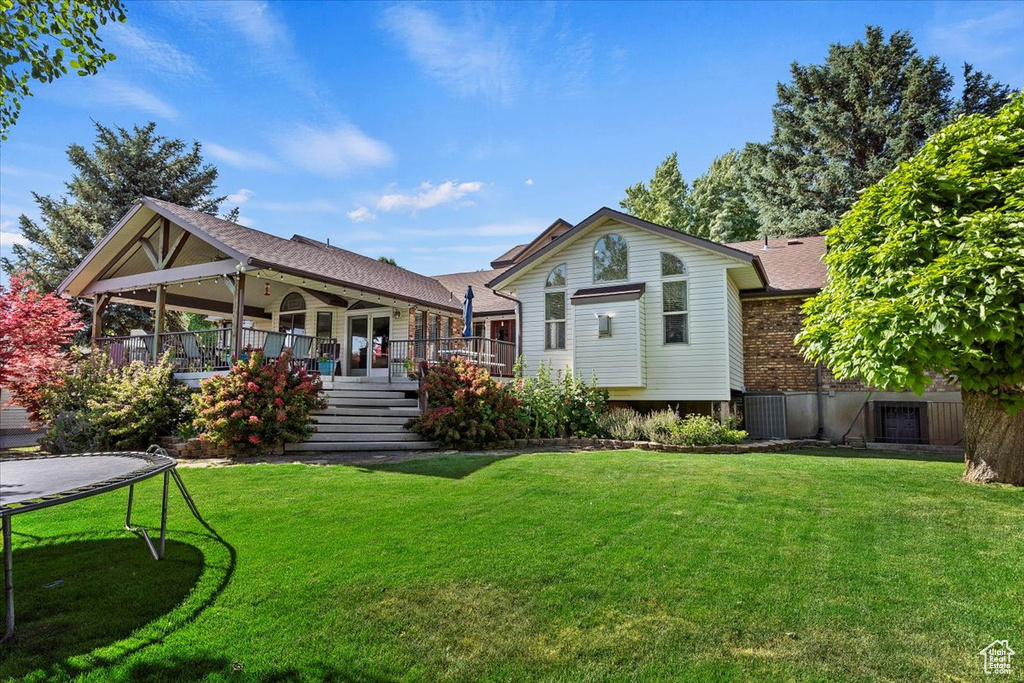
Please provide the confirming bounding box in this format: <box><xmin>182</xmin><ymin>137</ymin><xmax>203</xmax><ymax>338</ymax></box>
<box><xmin>0</xmin><ymin>447</ymin><xmax>202</xmax><ymax>643</ymax></box>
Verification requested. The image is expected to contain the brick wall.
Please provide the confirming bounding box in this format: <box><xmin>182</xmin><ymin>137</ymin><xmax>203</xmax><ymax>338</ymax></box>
<box><xmin>742</xmin><ymin>295</ymin><xmax>958</xmax><ymax>393</ymax></box>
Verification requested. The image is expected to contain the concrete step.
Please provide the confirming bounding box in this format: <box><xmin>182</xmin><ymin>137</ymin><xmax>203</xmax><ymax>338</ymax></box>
<box><xmin>314</xmin><ymin>423</ymin><xmax>412</xmax><ymax>434</ymax></box>
<box><xmin>322</xmin><ymin>398</ymin><xmax>419</xmax><ymax>408</ymax></box>
<box><xmin>322</xmin><ymin>390</ymin><xmax>412</xmax><ymax>400</ymax></box>
<box><xmin>314</xmin><ymin>414</ymin><xmax>411</xmax><ymax>425</ymax></box>
<box><xmin>285</xmin><ymin>440</ymin><xmax>435</xmax><ymax>452</ymax></box>
<box><xmin>321</xmin><ymin>379</ymin><xmax>418</xmax><ymax>389</ymax></box>
<box><xmin>307</xmin><ymin>431</ymin><xmax>423</xmax><ymax>443</ymax></box>
<box><xmin>314</xmin><ymin>406</ymin><xmax>420</xmax><ymax>418</ymax></box>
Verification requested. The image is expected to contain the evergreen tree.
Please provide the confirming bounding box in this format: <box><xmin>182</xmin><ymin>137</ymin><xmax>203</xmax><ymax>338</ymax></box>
<box><xmin>2</xmin><ymin>121</ymin><xmax>226</xmax><ymax>335</ymax></box>
<box><xmin>953</xmin><ymin>62</ymin><xmax>1014</xmax><ymax>118</ymax></box>
<box><xmin>620</xmin><ymin>152</ymin><xmax>690</xmax><ymax>230</ymax></box>
<box><xmin>687</xmin><ymin>150</ymin><xmax>761</xmax><ymax>243</ymax></box>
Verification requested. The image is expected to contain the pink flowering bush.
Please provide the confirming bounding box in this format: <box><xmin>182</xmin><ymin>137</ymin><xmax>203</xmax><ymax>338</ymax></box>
<box><xmin>192</xmin><ymin>349</ymin><xmax>327</xmax><ymax>451</ymax></box>
<box><xmin>407</xmin><ymin>357</ymin><xmax>528</xmax><ymax>448</ymax></box>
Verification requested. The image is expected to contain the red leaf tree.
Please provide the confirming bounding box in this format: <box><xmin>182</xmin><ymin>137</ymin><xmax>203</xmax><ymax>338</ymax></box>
<box><xmin>0</xmin><ymin>272</ymin><xmax>84</xmax><ymax>420</ymax></box>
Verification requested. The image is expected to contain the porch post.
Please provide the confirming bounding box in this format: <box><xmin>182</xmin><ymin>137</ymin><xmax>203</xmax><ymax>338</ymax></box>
<box><xmin>152</xmin><ymin>284</ymin><xmax>166</xmax><ymax>361</ymax></box>
<box><xmin>90</xmin><ymin>293</ymin><xmax>110</xmax><ymax>349</ymax></box>
<box><xmin>230</xmin><ymin>273</ymin><xmax>246</xmax><ymax>360</ymax></box>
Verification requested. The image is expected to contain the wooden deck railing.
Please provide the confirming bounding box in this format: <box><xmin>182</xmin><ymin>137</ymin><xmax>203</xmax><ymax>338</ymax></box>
<box><xmin>388</xmin><ymin>336</ymin><xmax>516</xmax><ymax>380</ymax></box>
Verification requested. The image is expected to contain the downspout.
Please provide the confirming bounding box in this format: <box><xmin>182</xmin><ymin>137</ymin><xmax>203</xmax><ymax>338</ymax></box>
<box><xmin>815</xmin><ymin>363</ymin><xmax>825</xmax><ymax>440</ymax></box>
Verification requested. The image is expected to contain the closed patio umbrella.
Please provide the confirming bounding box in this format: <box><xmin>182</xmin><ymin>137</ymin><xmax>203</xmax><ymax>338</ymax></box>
<box><xmin>462</xmin><ymin>286</ymin><xmax>474</xmax><ymax>338</ymax></box>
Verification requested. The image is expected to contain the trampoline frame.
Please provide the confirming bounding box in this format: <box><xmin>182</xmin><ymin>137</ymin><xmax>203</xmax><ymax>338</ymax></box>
<box><xmin>0</xmin><ymin>446</ymin><xmax>197</xmax><ymax>643</ymax></box>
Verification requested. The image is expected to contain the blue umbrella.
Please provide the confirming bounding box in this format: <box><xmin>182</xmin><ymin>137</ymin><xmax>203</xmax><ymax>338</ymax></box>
<box><xmin>462</xmin><ymin>286</ymin><xmax>474</xmax><ymax>338</ymax></box>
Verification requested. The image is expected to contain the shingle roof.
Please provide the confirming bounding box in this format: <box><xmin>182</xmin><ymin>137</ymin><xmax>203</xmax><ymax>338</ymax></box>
<box><xmin>432</xmin><ymin>269</ymin><xmax>514</xmax><ymax>315</ymax></box>
<box><xmin>490</xmin><ymin>244</ymin><xmax>528</xmax><ymax>268</ymax></box>
<box><xmin>143</xmin><ymin>197</ymin><xmax>461</xmax><ymax>311</ymax></box>
<box><xmin>727</xmin><ymin>236</ymin><xmax>827</xmax><ymax>293</ymax></box>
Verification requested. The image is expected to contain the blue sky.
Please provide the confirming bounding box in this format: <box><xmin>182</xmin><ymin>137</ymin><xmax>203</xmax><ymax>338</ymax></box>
<box><xmin>1</xmin><ymin>1</ymin><xmax>1021</xmax><ymax>278</ymax></box>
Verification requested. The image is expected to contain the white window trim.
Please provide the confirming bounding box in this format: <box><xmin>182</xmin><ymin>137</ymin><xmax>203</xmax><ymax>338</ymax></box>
<box><xmin>593</xmin><ymin>234</ymin><xmax>629</xmax><ymax>284</ymax></box>
<box><xmin>661</xmin><ymin>266</ymin><xmax>689</xmax><ymax>346</ymax></box>
<box><xmin>544</xmin><ymin>264</ymin><xmax>567</xmax><ymax>351</ymax></box>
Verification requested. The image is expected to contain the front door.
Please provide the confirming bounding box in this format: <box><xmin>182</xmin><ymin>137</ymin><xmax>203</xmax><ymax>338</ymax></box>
<box><xmin>347</xmin><ymin>313</ymin><xmax>391</xmax><ymax>377</ymax></box>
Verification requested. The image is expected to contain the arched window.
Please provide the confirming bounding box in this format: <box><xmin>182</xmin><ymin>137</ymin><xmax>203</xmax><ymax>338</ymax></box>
<box><xmin>546</xmin><ymin>263</ymin><xmax>566</xmax><ymax>288</ymax></box>
<box><xmin>593</xmin><ymin>234</ymin><xmax>628</xmax><ymax>282</ymax></box>
<box><xmin>279</xmin><ymin>292</ymin><xmax>307</xmax><ymax>335</ymax></box>
<box><xmin>661</xmin><ymin>254</ymin><xmax>688</xmax><ymax>345</ymax></box>
<box><xmin>660</xmin><ymin>252</ymin><xmax>687</xmax><ymax>277</ymax></box>
<box><xmin>544</xmin><ymin>264</ymin><xmax>566</xmax><ymax>350</ymax></box>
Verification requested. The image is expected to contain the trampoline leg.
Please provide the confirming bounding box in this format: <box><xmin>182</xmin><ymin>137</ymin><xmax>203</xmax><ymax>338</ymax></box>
<box><xmin>2</xmin><ymin>516</ymin><xmax>13</xmax><ymax>643</ymax></box>
<box><xmin>125</xmin><ymin>484</ymin><xmax>135</xmax><ymax>529</ymax></box>
<box><xmin>158</xmin><ymin>471</ymin><xmax>169</xmax><ymax>560</ymax></box>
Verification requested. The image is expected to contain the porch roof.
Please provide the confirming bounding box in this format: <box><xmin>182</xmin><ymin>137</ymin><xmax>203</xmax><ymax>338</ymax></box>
<box><xmin>59</xmin><ymin>197</ymin><xmax>462</xmax><ymax>313</ymax></box>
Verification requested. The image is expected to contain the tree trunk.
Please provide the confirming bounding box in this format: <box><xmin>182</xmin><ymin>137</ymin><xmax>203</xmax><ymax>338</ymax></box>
<box><xmin>962</xmin><ymin>390</ymin><xmax>1024</xmax><ymax>486</ymax></box>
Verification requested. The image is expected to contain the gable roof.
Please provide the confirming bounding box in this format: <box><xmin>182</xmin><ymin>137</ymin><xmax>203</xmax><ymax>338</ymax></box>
<box><xmin>487</xmin><ymin>207</ymin><xmax>768</xmax><ymax>290</ymax></box>
<box><xmin>727</xmin><ymin>236</ymin><xmax>827</xmax><ymax>294</ymax></box>
<box><xmin>60</xmin><ymin>197</ymin><xmax>462</xmax><ymax>312</ymax></box>
<box><xmin>432</xmin><ymin>269</ymin><xmax>515</xmax><ymax>316</ymax></box>
<box><xmin>489</xmin><ymin>244</ymin><xmax>528</xmax><ymax>269</ymax></box>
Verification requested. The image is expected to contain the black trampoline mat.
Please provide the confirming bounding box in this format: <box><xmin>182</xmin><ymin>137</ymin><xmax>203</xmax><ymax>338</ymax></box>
<box><xmin>1</xmin><ymin>455</ymin><xmax>159</xmax><ymax>507</ymax></box>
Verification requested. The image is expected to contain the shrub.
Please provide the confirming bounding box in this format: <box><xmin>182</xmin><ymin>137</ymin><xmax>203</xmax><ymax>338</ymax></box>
<box><xmin>39</xmin><ymin>352</ymin><xmax>191</xmax><ymax>452</ymax></box>
<box><xmin>641</xmin><ymin>409</ymin><xmax>679</xmax><ymax>443</ymax></box>
<box><xmin>668</xmin><ymin>414</ymin><xmax>748</xmax><ymax>446</ymax></box>
<box><xmin>192</xmin><ymin>349</ymin><xmax>326</xmax><ymax>451</ymax></box>
<box><xmin>511</xmin><ymin>360</ymin><xmax>608</xmax><ymax>438</ymax></box>
<box><xmin>407</xmin><ymin>358</ymin><xmax>527</xmax><ymax>448</ymax></box>
<box><xmin>596</xmin><ymin>407</ymin><xmax>644</xmax><ymax>440</ymax></box>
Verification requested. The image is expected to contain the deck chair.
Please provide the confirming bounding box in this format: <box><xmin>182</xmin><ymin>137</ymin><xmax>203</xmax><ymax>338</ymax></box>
<box><xmin>291</xmin><ymin>336</ymin><xmax>313</xmax><ymax>361</ymax></box>
<box><xmin>263</xmin><ymin>332</ymin><xmax>286</xmax><ymax>360</ymax></box>
<box><xmin>180</xmin><ymin>332</ymin><xmax>207</xmax><ymax>370</ymax></box>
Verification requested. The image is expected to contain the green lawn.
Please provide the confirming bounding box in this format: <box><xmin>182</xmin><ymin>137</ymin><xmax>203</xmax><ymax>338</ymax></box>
<box><xmin>1</xmin><ymin>449</ymin><xmax>1021</xmax><ymax>682</ymax></box>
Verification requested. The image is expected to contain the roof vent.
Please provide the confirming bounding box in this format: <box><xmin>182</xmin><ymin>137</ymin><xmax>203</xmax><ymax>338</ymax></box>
<box><xmin>786</xmin><ymin>239</ymin><xmax>802</xmax><ymax>246</ymax></box>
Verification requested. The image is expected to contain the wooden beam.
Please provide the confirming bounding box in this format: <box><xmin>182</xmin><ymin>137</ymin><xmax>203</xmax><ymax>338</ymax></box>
<box><xmin>153</xmin><ymin>284</ymin><xmax>166</xmax><ymax>361</ymax></box>
<box><xmin>300</xmin><ymin>286</ymin><xmax>348</xmax><ymax>308</ymax></box>
<box><xmin>163</xmin><ymin>231</ymin><xmax>189</xmax><ymax>268</ymax></box>
<box><xmin>90</xmin><ymin>293</ymin><xmax>111</xmax><ymax>348</ymax></box>
<box><xmin>83</xmin><ymin>259</ymin><xmax>243</xmax><ymax>295</ymax></box>
<box><xmin>230</xmin><ymin>273</ymin><xmax>246</xmax><ymax>359</ymax></box>
<box><xmin>97</xmin><ymin>213</ymin><xmax>163</xmax><ymax>280</ymax></box>
<box><xmin>113</xmin><ymin>290</ymin><xmax>271</xmax><ymax>320</ymax></box>
<box><xmin>140</xmin><ymin>238</ymin><xmax>161</xmax><ymax>269</ymax></box>
<box><xmin>160</xmin><ymin>218</ymin><xmax>170</xmax><ymax>260</ymax></box>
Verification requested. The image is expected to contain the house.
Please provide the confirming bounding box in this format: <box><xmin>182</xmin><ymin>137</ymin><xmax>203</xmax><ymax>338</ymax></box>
<box><xmin>57</xmin><ymin>197</ymin><xmax>963</xmax><ymax>449</ymax></box>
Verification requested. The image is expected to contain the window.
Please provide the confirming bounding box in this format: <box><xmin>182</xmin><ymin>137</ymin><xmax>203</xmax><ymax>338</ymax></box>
<box><xmin>316</xmin><ymin>311</ymin><xmax>333</xmax><ymax>339</ymax></box>
<box><xmin>429</xmin><ymin>313</ymin><xmax>439</xmax><ymax>340</ymax></box>
<box><xmin>544</xmin><ymin>264</ymin><xmax>566</xmax><ymax>350</ymax></box>
<box><xmin>279</xmin><ymin>292</ymin><xmax>306</xmax><ymax>334</ymax></box>
<box><xmin>473</xmin><ymin>321</ymin><xmax>485</xmax><ymax>338</ymax></box>
<box><xmin>663</xmin><ymin>280</ymin><xmax>688</xmax><ymax>344</ymax></box>
<box><xmin>593</xmin><ymin>234</ymin><xmax>628</xmax><ymax>282</ymax></box>
<box><xmin>661</xmin><ymin>252</ymin><xmax>687</xmax><ymax>277</ymax></box>
<box><xmin>280</xmin><ymin>292</ymin><xmax>305</xmax><ymax>312</ymax></box>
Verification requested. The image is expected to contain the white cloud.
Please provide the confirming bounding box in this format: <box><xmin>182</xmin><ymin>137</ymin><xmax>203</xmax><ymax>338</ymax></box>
<box><xmin>0</xmin><ymin>230</ymin><xmax>30</xmax><ymax>248</ymax></box>
<box><xmin>106</xmin><ymin>23</ymin><xmax>203</xmax><ymax>78</ymax></box>
<box><xmin>525</xmin><ymin>178</ymin><xmax>534</xmax><ymax>186</ymax></box>
<box><xmin>397</xmin><ymin>220</ymin><xmax>544</xmax><ymax>238</ymax></box>
<box><xmin>278</xmin><ymin>124</ymin><xmax>393</xmax><ymax>177</ymax></box>
<box><xmin>377</xmin><ymin>181</ymin><xmax>483</xmax><ymax>213</ymax></box>
<box><xmin>226</xmin><ymin>188</ymin><xmax>254</xmax><ymax>204</ymax></box>
<box><xmin>96</xmin><ymin>80</ymin><xmax>179</xmax><ymax>120</ymax></box>
<box><xmin>380</xmin><ymin>4</ymin><xmax>521</xmax><ymax>104</ymax></box>
<box><xmin>347</xmin><ymin>207</ymin><xmax>376</xmax><ymax>223</ymax></box>
<box><xmin>235</xmin><ymin>215</ymin><xmax>257</xmax><ymax>228</ymax></box>
<box><xmin>928</xmin><ymin>5</ymin><xmax>1024</xmax><ymax>65</ymax></box>
<box><xmin>205</xmin><ymin>142</ymin><xmax>277</xmax><ymax>171</ymax></box>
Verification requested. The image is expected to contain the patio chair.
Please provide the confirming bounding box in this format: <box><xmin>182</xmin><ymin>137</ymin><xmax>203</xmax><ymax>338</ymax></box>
<box><xmin>291</xmin><ymin>335</ymin><xmax>313</xmax><ymax>360</ymax></box>
<box><xmin>180</xmin><ymin>333</ymin><xmax>207</xmax><ymax>370</ymax></box>
<box><xmin>263</xmin><ymin>331</ymin><xmax>286</xmax><ymax>360</ymax></box>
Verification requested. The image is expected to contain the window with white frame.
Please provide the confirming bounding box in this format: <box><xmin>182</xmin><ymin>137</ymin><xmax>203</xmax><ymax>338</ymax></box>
<box><xmin>593</xmin><ymin>234</ymin><xmax>628</xmax><ymax>282</ymax></box>
<box><xmin>661</xmin><ymin>253</ymin><xmax>688</xmax><ymax>344</ymax></box>
<box><xmin>545</xmin><ymin>264</ymin><xmax>566</xmax><ymax>350</ymax></box>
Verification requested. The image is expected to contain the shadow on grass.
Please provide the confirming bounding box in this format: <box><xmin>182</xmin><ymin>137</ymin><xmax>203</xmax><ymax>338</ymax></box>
<box><xmin>0</xmin><ymin>525</ymin><xmax>236</xmax><ymax>681</ymax></box>
<box><xmin>355</xmin><ymin>453</ymin><xmax>514</xmax><ymax>480</ymax></box>
<box><xmin>779</xmin><ymin>447</ymin><xmax>963</xmax><ymax>463</ymax></box>
<box><xmin>120</xmin><ymin>652</ymin><xmax>396</xmax><ymax>682</ymax></box>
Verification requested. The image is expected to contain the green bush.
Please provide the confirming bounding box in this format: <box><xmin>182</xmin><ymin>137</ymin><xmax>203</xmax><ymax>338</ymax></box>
<box><xmin>39</xmin><ymin>352</ymin><xmax>191</xmax><ymax>452</ymax></box>
<box><xmin>668</xmin><ymin>414</ymin><xmax>748</xmax><ymax>446</ymax></box>
<box><xmin>192</xmin><ymin>349</ymin><xmax>326</xmax><ymax>450</ymax></box>
<box><xmin>407</xmin><ymin>358</ymin><xmax>528</xmax><ymax>448</ymax></box>
<box><xmin>596</xmin><ymin>407</ymin><xmax>645</xmax><ymax>440</ymax></box>
<box><xmin>641</xmin><ymin>409</ymin><xmax>678</xmax><ymax>443</ymax></box>
<box><xmin>595</xmin><ymin>407</ymin><xmax>747</xmax><ymax>446</ymax></box>
<box><xmin>511</xmin><ymin>360</ymin><xmax>608</xmax><ymax>438</ymax></box>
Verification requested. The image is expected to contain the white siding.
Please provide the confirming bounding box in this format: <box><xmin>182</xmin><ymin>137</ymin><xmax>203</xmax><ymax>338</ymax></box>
<box><xmin>726</xmin><ymin>272</ymin><xmax>744</xmax><ymax>392</ymax></box>
<box><xmin>573</xmin><ymin>300</ymin><xmax>643</xmax><ymax>387</ymax></box>
<box><xmin>505</xmin><ymin>219</ymin><xmax>739</xmax><ymax>401</ymax></box>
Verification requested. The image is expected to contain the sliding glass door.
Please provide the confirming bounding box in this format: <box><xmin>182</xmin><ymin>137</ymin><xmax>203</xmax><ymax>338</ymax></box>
<box><xmin>347</xmin><ymin>313</ymin><xmax>390</xmax><ymax>377</ymax></box>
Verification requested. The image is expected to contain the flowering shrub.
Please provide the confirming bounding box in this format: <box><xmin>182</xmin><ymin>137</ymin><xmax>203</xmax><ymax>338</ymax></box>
<box><xmin>407</xmin><ymin>358</ymin><xmax>528</xmax><ymax>448</ymax></box>
<box><xmin>510</xmin><ymin>360</ymin><xmax>608</xmax><ymax>438</ymax></box>
<box><xmin>39</xmin><ymin>352</ymin><xmax>191</xmax><ymax>452</ymax></box>
<box><xmin>668</xmin><ymin>414</ymin><xmax>747</xmax><ymax>446</ymax></box>
<box><xmin>597</xmin><ymin>406</ymin><xmax>747</xmax><ymax>445</ymax></box>
<box><xmin>192</xmin><ymin>349</ymin><xmax>326</xmax><ymax>451</ymax></box>
<box><xmin>596</xmin><ymin>407</ymin><xmax>645</xmax><ymax>441</ymax></box>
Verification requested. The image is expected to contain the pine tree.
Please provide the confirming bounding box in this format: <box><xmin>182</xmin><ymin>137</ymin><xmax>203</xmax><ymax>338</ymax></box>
<box><xmin>2</xmin><ymin>121</ymin><xmax>225</xmax><ymax>335</ymax></box>
<box><xmin>620</xmin><ymin>152</ymin><xmax>690</xmax><ymax>230</ymax></box>
<box><xmin>687</xmin><ymin>150</ymin><xmax>761</xmax><ymax>243</ymax></box>
<box><xmin>953</xmin><ymin>63</ymin><xmax>1014</xmax><ymax>118</ymax></box>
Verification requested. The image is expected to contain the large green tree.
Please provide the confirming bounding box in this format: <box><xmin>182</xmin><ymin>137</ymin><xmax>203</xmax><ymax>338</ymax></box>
<box><xmin>745</xmin><ymin>27</ymin><xmax>1015</xmax><ymax>237</ymax></box>
<box><xmin>687</xmin><ymin>150</ymin><xmax>761</xmax><ymax>243</ymax></box>
<box><xmin>0</xmin><ymin>0</ymin><xmax>125</xmax><ymax>138</ymax></box>
<box><xmin>797</xmin><ymin>95</ymin><xmax>1024</xmax><ymax>486</ymax></box>
<box><xmin>2</xmin><ymin>121</ymin><xmax>227</xmax><ymax>335</ymax></box>
<box><xmin>620</xmin><ymin>152</ymin><xmax>690</xmax><ymax>230</ymax></box>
